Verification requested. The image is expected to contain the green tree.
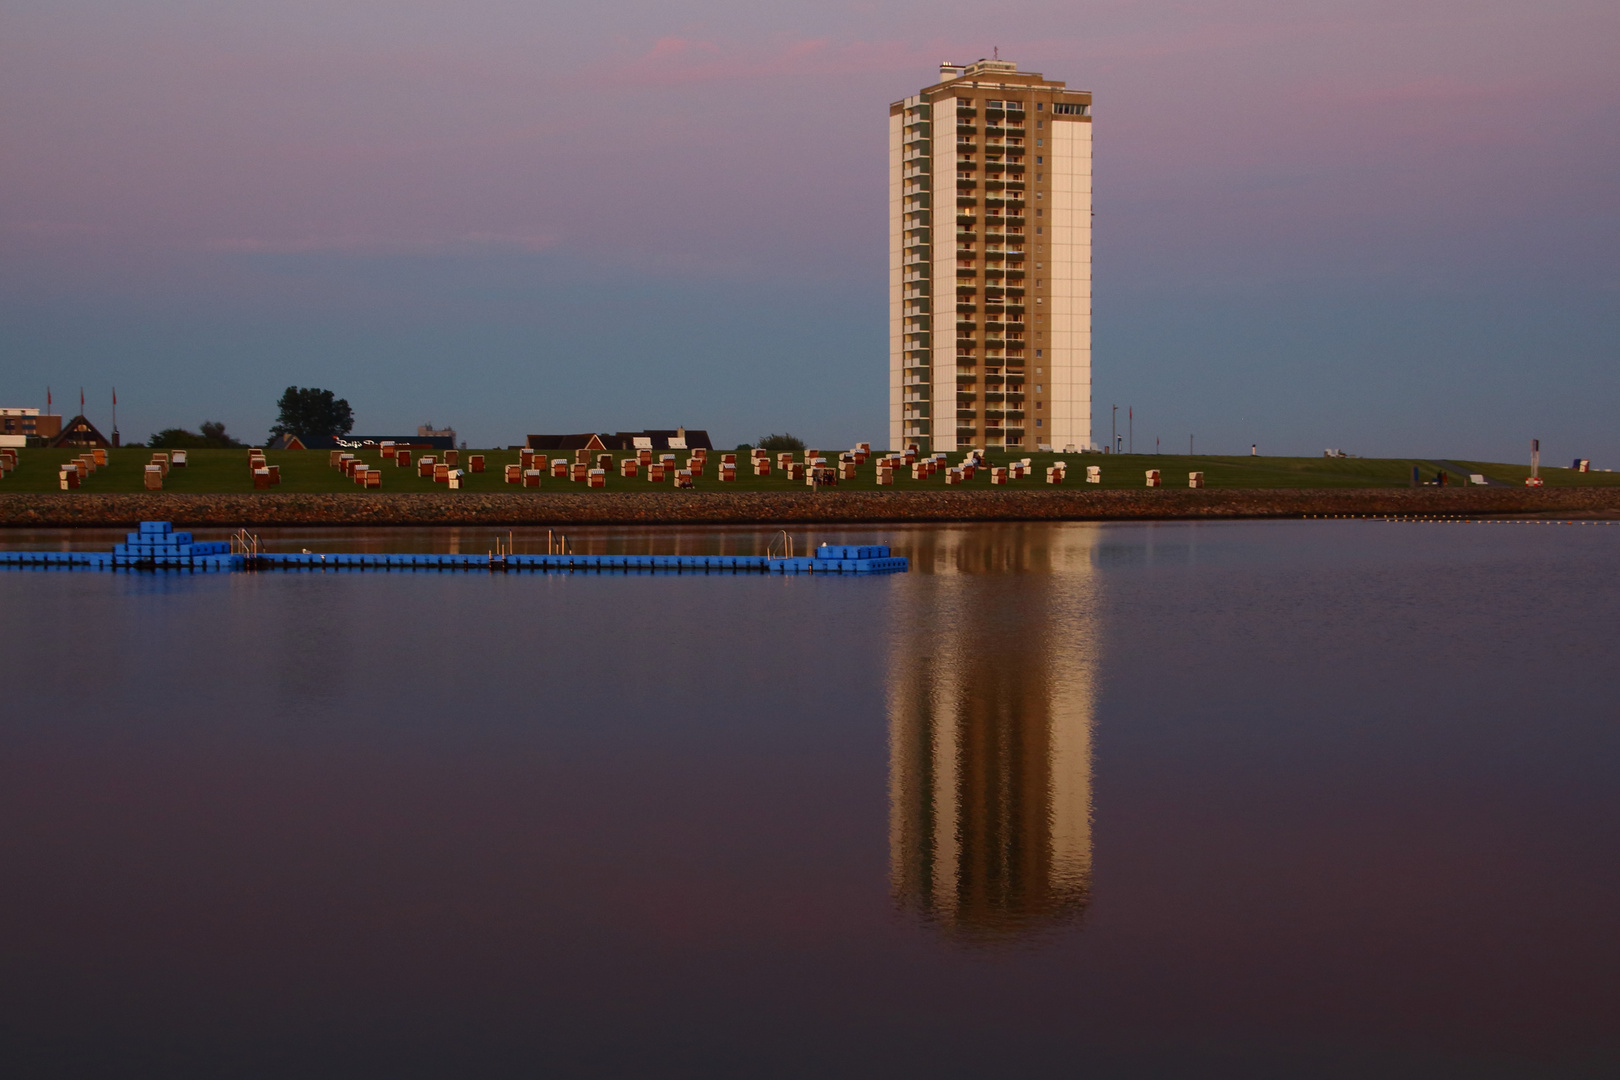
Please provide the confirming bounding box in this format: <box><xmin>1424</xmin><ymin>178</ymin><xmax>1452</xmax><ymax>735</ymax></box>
<box><xmin>199</xmin><ymin>421</ymin><xmax>244</xmax><ymax>447</ymax></box>
<box><xmin>756</xmin><ymin>433</ymin><xmax>806</xmax><ymax>453</ymax></box>
<box><xmin>270</xmin><ymin>387</ymin><xmax>353</xmax><ymax>442</ymax></box>
<box><xmin>147</xmin><ymin>420</ymin><xmax>246</xmax><ymax>449</ymax></box>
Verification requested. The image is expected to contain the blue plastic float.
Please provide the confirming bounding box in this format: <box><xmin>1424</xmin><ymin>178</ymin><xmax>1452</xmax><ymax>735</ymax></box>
<box><xmin>0</xmin><ymin>523</ymin><xmax>908</xmax><ymax>575</ymax></box>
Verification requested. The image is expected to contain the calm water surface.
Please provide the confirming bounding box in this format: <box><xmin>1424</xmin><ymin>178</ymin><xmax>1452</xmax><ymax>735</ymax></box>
<box><xmin>1</xmin><ymin>521</ymin><xmax>1616</xmax><ymax>1078</ymax></box>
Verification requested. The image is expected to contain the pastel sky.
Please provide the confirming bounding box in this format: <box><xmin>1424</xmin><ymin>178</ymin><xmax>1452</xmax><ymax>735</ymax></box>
<box><xmin>3</xmin><ymin>0</ymin><xmax>1617</xmax><ymax>459</ymax></box>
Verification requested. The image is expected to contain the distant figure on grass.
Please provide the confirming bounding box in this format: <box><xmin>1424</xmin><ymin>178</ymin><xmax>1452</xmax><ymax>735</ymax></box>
<box><xmin>270</xmin><ymin>387</ymin><xmax>354</xmax><ymax>445</ymax></box>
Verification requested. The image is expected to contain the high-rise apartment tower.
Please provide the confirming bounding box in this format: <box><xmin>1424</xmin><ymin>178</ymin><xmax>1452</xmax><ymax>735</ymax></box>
<box><xmin>890</xmin><ymin>59</ymin><xmax>1092</xmax><ymax>453</ymax></box>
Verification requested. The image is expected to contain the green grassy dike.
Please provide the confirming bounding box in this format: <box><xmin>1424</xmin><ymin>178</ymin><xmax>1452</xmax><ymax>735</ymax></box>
<box><xmin>4</xmin><ymin>447</ymin><xmax>1616</xmax><ymax>495</ymax></box>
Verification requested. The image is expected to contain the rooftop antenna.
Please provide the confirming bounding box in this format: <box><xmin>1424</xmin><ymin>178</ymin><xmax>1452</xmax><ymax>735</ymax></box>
<box><xmin>994</xmin><ymin>46</ymin><xmax>999</xmax><ymax>60</ymax></box>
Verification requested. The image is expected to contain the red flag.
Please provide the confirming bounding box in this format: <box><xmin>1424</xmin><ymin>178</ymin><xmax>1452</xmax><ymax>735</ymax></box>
<box><xmin>112</xmin><ymin>388</ymin><xmax>117</xmax><ymax>405</ymax></box>
<box><xmin>80</xmin><ymin>387</ymin><xmax>85</xmax><ymax>412</ymax></box>
<box><xmin>47</xmin><ymin>387</ymin><xmax>51</xmax><ymax>410</ymax></box>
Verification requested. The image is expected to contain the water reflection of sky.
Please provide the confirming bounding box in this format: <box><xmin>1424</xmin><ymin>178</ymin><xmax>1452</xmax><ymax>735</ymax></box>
<box><xmin>1</xmin><ymin>521</ymin><xmax>1617</xmax><ymax>1075</ymax></box>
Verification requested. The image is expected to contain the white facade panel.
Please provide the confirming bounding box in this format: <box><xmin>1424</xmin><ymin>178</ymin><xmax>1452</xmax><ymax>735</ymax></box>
<box><xmin>890</xmin><ymin>110</ymin><xmax>905</xmax><ymax>452</ymax></box>
<box><xmin>1046</xmin><ymin>116</ymin><xmax>1092</xmax><ymax>451</ymax></box>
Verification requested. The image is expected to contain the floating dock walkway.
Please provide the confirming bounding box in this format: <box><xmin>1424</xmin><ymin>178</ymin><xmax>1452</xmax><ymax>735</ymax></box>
<box><xmin>0</xmin><ymin>522</ymin><xmax>909</xmax><ymax>575</ymax></box>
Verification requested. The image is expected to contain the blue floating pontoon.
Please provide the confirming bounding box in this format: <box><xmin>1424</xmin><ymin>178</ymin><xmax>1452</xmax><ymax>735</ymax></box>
<box><xmin>0</xmin><ymin>523</ymin><xmax>908</xmax><ymax>575</ymax></box>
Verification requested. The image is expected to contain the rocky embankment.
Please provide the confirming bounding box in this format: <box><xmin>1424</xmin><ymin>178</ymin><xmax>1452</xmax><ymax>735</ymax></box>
<box><xmin>3</xmin><ymin>488</ymin><xmax>1619</xmax><ymax>527</ymax></box>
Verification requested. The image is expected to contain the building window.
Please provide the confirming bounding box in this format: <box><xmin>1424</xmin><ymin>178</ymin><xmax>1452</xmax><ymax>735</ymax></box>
<box><xmin>1036</xmin><ymin>352</ymin><xmax>1043</xmax><ymax>358</ymax></box>
<box><xmin>1036</xmin><ymin>419</ymin><xmax>1042</xmax><ymax>427</ymax></box>
<box><xmin>1053</xmin><ymin>103</ymin><xmax>1087</xmax><ymax>116</ymax></box>
<box><xmin>1036</xmin><ymin>103</ymin><xmax>1044</xmax><ymax>111</ymax></box>
<box><xmin>1036</xmin><ymin>156</ymin><xmax>1043</xmax><ymax>164</ymax></box>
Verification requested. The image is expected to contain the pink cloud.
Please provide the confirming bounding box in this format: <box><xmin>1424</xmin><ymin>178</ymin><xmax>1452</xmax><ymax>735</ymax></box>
<box><xmin>609</xmin><ymin>34</ymin><xmax>930</xmax><ymax>87</ymax></box>
<box><xmin>201</xmin><ymin>232</ymin><xmax>559</xmax><ymax>255</ymax></box>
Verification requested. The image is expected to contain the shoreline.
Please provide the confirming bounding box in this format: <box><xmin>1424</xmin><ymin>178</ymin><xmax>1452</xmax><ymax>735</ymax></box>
<box><xmin>4</xmin><ymin>488</ymin><xmax>1620</xmax><ymax>527</ymax></box>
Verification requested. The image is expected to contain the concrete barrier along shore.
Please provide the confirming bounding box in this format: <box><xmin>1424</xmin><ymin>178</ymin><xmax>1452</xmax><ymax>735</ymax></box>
<box><xmin>4</xmin><ymin>488</ymin><xmax>1620</xmax><ymax>527</ymax></box>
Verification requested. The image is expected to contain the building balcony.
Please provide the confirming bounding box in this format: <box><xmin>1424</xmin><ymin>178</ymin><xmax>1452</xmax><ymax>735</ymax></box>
<box><xmin>957</xmin><ymin>411</ymin><xmax>978</xmax><ymax>422</ymax></box>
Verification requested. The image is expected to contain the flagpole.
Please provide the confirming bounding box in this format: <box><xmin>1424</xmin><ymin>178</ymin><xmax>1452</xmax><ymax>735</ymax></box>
<box><xmin>112</xmin><ymin>387</ymin><xmax>119</xmax><ymax>448</ymax></box>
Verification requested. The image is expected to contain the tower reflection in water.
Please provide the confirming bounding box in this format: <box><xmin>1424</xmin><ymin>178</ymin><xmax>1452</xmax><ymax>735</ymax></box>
<box><xmin>888</xmin><ymin>525</ymin><xmax>1101</xmax><ymax>940</ymax></box>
